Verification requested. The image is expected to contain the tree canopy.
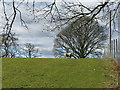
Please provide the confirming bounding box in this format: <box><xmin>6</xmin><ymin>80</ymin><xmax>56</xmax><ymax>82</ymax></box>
<box><xmin>53</xmin><ymin>16</ymin><xmax>107</xmax><ymax>58</ymax></box>
<box><xmin>0</xmin><ymin>0</ymin><xmax>119</xmax><ymax>58</ymax></box>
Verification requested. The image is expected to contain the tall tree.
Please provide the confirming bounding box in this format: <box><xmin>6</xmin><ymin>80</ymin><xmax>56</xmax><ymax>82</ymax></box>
<box><xmin>53</xmin><ymin>16</ymin><xmax>107</xmax><ymax>58</ymax></box>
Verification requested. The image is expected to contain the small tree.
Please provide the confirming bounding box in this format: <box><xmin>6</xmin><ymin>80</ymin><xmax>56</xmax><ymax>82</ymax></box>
<box><xmin>53</xmin><ymin>16</ymin><xmax>107</xmax><ymax>58</ymax></box>
<box><xmin>22</xmin><ymin>43</ymin><xmax>40</xmax><ymax>58</ymax></box>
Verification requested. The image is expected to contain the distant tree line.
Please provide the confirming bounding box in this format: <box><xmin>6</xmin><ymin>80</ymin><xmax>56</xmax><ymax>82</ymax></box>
<box><xmin>0</xmin><ymin>33</ymin><xmax>41</xmax><ymax>58</ymax></box>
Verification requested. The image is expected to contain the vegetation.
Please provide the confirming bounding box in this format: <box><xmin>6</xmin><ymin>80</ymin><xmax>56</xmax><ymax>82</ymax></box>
<box><xmin>53</xmin><ymin>16</ymin><xmax>107</xmax><ymax>58</ymax></box>
<box><xmin>22</xmin><ymin>43</ymin><xmax>40</xmax><ymax>58</ymax></box>
<box><xmin>0</xmin><ymin>33</ymin><xmax>19</xmax><ymax>58</ymax></box>
<box><xmin>1</xmin><ymin>1</ymin><xmax>119</xmax><ymax>58</ymax></box>
<box><xmin>2</xmin><ymin>58</ymin><xmax>118</xmax><ymax>88</ymax></box>
<box><xmin>0</xmin><ymin>58</ymin><xmax>2</xmax><ymax>89</ymax></box>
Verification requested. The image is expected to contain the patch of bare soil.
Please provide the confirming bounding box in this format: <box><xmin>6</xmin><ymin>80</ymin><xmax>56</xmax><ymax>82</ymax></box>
<box><xmin>110</xmin><ymin>59</ymin><xmax>120</xmax><ymax>89</ymax></box>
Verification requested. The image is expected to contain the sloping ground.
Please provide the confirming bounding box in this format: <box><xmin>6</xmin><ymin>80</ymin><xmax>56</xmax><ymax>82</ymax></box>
<box><xmin>2</xmin><ymin>58</ymin><xmax>118</xmax><ymax>88</ymax></box>
<box><xmin>0</xmin><ymin>58</ymin><xmax>2</xmax><ymax>89</ymax></box>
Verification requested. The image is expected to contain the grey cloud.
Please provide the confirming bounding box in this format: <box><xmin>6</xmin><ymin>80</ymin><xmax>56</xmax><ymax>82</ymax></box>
<box><xmin>0</xmin><ymin>2</ymin><xmax>57</xmax><ymax>58</ymax></box>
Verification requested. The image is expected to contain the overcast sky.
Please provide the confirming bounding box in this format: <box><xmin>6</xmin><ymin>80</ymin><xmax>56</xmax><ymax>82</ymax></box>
<box><xmin>0</xmin><ymin>0</ymin><xmax>119</xmax><ymax>58</ymax></box>
<box><xmin>0</xmin><ymin>1</ymin><xmax>60</xmax><ymax>58</ymax></box>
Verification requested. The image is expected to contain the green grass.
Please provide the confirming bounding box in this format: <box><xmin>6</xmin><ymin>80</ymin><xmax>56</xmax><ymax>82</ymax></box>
<box><xmin>2</xmin><ymin>58</ymin><xmax>118</xmax><ymax>88</ymax></box>
<box><xmin>0</xmin><ymin>58</ymin><xmax>2</xmax><ymax>89</ymax></box>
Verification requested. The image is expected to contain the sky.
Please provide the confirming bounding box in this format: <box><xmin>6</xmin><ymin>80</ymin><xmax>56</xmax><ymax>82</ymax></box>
<box><xmin>13</xmin><ymin>13</ymin><xmax>57</xmax><ymax>58</ymax></box>
<box><xmin>0</xmin><ymin>1</ymin><xmax>60</xmax><ymax>58</ymax></box>
<box><xmin>0</xmin><ymin>0</ymin><xmax>119</xmax><ymax>58</ymax></box>
<box><xmin>25</xmin><ymin>0</ymin><xmax>117</xmax><ymax>3</ymax></box>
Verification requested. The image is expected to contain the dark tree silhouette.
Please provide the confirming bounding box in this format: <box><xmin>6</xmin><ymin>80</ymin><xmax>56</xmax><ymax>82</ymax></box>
<box><xmin>53</xmin><ymin>16</ymin><xmax>107</xmax><ymax>58</ymax></box>
<box><xmin>22</xmin><ymin>43</ymin><xmax>40</xmax><ymax>58</ymax></box>
<box><xmin>0</xmin><ymin>33</ymin><xmax>19</xmax><ymax>58</ymax></box>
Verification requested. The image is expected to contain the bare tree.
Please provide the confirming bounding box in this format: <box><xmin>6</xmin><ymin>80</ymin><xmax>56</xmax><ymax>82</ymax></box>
<box><xmin>1</xmin><ymin>0</ymin><xmax>119</xmax><ymax>58</ymax></box>
<box><xmin>0</xmin><ymin>0</ymin><xmax>28</xmax><ymax>58</ymax></box>
<box><xmin>38</xmin><ymin>0</ymin><xmax>120</xmax><ymax>32</ymax></box>
<box><xmin>53</xmin><ymin>16</ymin><xmax>107</xmax><ymax>58</ymax></box>
<box><xmin>1</xmin><ymin>0</ymin><xmax>120</xmax><ymax>31</ymax></box>
<box><xmin>22</xmin><ymin>43</ymin><xmax>40</xmax><ymax>58</ymax></box>
<box><xmin>0</xmin><ymin>32</ymin><xmax>19</xmax><ymax>58</ymax></box>
<box><xmin>1</xmin><ymin>0</ymin><xmax>119</xmax><ymax>37</ymax></box>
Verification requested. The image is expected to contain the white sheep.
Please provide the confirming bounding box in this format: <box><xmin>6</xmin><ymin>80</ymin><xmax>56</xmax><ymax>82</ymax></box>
<box><xmin>64</xmin><ymin>52</ymin><xmax>72</xmax><ymax>58</ymax></box>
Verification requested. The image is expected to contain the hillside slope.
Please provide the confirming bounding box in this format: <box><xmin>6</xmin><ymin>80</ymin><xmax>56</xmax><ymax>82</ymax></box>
<box><xmin>2</xmin><ymin>58</ymin><xmax>118</xmax><ymax>88</ymax></box>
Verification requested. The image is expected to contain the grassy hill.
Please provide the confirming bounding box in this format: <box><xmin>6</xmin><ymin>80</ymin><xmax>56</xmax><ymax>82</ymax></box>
<box><xmin>2</xmin><ymin>58</ymin><xmax>118</xmax><ymax>88</ymax></box>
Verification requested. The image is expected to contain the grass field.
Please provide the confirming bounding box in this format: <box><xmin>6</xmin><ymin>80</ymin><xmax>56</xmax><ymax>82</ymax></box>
<box><xmin>2</xmin><ymin>58</ymin><xmax>118</xmax><ymax>88</ymax></box>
